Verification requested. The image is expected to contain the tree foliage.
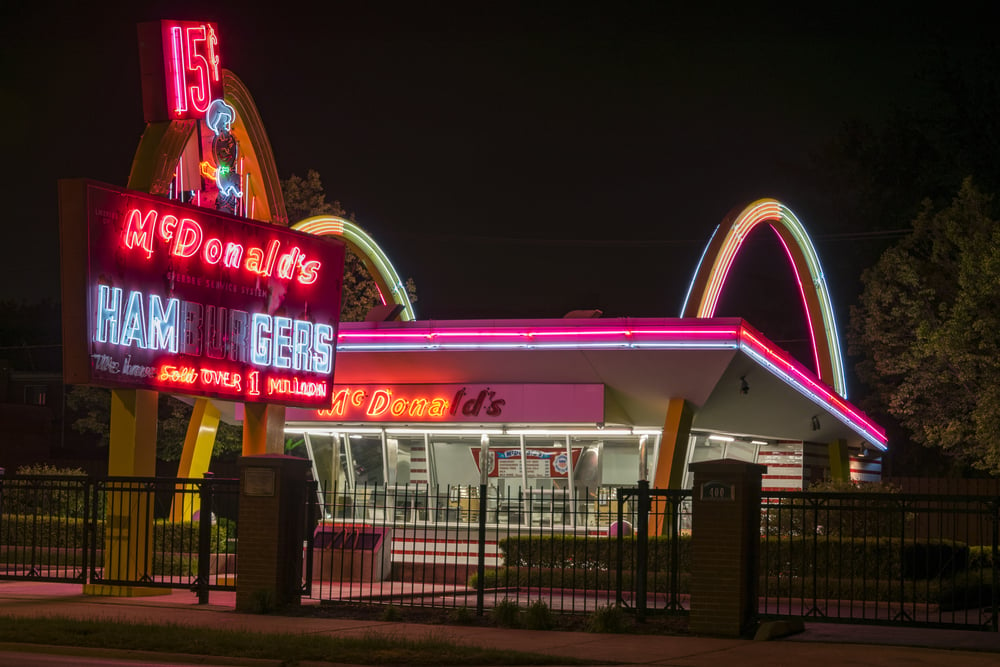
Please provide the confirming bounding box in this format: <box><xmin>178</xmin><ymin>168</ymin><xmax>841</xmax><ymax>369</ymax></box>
<box><xmin>282</xmin><ymin>169</ymin><xmax>416</xmax><ymax>322</ymax></box>
<box><xmin>849</xmin><ymin>179</ymin><xmax>1000</xmax><ymax>474</ymax></box>
<box><xmin>65</xmin><ymin>386</ymin><xmax>242</xmax><ymax>462</ymax></box>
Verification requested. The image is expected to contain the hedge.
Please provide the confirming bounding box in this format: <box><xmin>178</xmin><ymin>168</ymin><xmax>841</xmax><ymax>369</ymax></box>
<box><xmin>498</xmin><ymin>534</ymin><xmax>693</xmax><ymax>573</ymax></box>
<box><xmin>1</xmin><ymin>514</ymin><xmax>234</xmax><ymax>554</ymax></box>
<box><xmin>760</xmin><ymin>536</ymin><xmax>970</xmax><ymax>580</ymax></box>
<box><xmin>472</xmin><ymin>566</ymin><xmax>691</xmax><ymax>595</ymax></box>
<box><xmin>499</xmin><ymin>534</ymin><xmax>975</xmax><ymax>581</ymax></box>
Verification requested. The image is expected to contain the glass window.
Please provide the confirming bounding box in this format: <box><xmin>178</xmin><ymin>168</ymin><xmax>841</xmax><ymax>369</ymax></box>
<box><xmin>347</xmin><ymin>434</ymin><xmax>385</xmax><ymax>487</ymax></box>
<box><xmin>429</xmin><ymin>434</ymin><xmax>482</xmax><ymax>488</ymax></box>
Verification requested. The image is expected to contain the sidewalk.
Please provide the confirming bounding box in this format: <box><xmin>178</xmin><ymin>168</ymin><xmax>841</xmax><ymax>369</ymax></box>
<box><xmin>0</xmin><ymin>581</ymin><xmax>999</xmax><ymax>666</ymax></box>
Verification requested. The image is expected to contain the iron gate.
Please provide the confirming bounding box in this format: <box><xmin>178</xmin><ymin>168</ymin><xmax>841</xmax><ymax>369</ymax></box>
<box><xmin>0</xmin><ymin>474</ymin><xmax>239</xmax><ymax>603</ymax></box>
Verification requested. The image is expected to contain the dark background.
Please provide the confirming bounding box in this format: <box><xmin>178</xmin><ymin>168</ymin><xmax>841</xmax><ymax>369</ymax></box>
<box><xmin>1</xmin><ymin>2</ymin><xmax>992</xmax><ymax>382</ymax></box>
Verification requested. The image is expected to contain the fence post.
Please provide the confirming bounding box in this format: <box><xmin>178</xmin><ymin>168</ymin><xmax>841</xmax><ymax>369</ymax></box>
<box><xmin>195</xmin><ymin>475</ymin><xmax>214</xmax><ymax>605</ymax></box>
<box><xmin>88</xmin><ymin>480</ymin><xmax>101</xmax><ymax>583</ymax></box>
<box><xmin>302</xmin><ymin>479</ymin><xmax>318</xmax><ymax>594</ymax></box>
<box><xmin>475</xmin><ymin>483</ymin><xmax>488</xmax><ymax>615</ymax></box>
<box><xmin>80</xmin><ymin>476</ymin><xmax>91</xmax><ymax>584</ymax></box>
<box><xmin>666</xmin><ymin>493</ymin><xmax>684</xmax><ymax>611</ymax></box>
<box><xmin>635</xmin><ymin>479</ymin><xmax>650</xmax><ymax>622</ymax></box>
<box><xmin>476</xmin><ymin>435</ymin><xmax>489</xmax><ymax>616</ymax></box>
<box><xmin>688</xmin><ymin>460</ymin><xmax>766</xmax><ymax>637</ymax></box>
<box><xmin>615</xmin><ymin>488</ymin><xmax>627</xmax><ymax>607</ymax></box>
<box><xmin>992</xmin><ymin>499</ymin><xmax>999</xmax><ymax>632</ymax></box>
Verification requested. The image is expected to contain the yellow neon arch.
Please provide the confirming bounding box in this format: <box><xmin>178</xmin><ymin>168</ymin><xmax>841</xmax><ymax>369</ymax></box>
<box><xmin>292</xmin><ymin>216</ymin><xmax>416</xmax><ymax>322</ymax></box>
<box><xmin>681</xmin><ymin>199</ymin><xmax>848</xmax><ymax>397</ymax></box>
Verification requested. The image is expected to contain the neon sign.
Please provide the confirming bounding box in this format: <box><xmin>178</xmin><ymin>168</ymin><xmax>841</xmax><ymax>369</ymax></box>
<box><xmin>121</xmin><ymin>205</ymin><xmax>321</xmax><ymax>285</ymax></box>
<box><xmin>199</xmin><ymin>99</ymin><xmax>243</xmax><ymax>213</ymax></box>
<box><xmin>280</xmin><ymin>384</ymin><xmax>606</xmax><ymax>424</ymax></box>
<box><xmin>59</xmin><ymin>180</ymin><xmax>345</xmax><ymax>407</ymax></box>
<box><xmin>138</xmin><ymin>20</ymin><xmax>222</xmax><ymax>122</ymax></box>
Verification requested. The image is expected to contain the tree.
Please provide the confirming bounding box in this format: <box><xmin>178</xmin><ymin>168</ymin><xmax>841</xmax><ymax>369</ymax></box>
<box><xmin>65</xmin><ymin>386</ymin><xmax>242</xmax><ymax>462</ymax></box>
<box><xmin>282</xmin><ymin>169</ymin><xmax>417</xmax><ymax>322</ymax></box>
<box><xmin>849</xmin><ymin>179</ymin><xmax>1000</xmax><ymax>474</ymax></box>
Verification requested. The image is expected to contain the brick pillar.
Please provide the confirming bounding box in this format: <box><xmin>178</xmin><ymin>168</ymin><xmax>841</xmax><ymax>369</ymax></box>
<box><xmin>688</xmin><ymin>460</ymin><xmax>765</xmax><ymax>637</ymax></box>
<box><xmin>236</xmin><ymin>454</ymin><xmax>310</xmax><ymax>612</ymax></box>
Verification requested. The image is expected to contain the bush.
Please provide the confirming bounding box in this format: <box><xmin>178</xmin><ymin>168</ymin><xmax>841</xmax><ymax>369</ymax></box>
<box><xmin>3</xmin><ymin>467</ymin><xmax>90</xmax><ymax>518</ymax></box>
<box><xmin>13</xmin><ymin>464</ymin><xmax>87</xmax><ymax>477</ymax></box>
<box><xmin>969</xmin><ymin>546</ymin><xmax>995</xmax><ymax>569</ymax></box>
<box><xmin>473</xmin><ymin>566</ymin><xmax>691</xmax><ymax>596</ymax></box>
<box><xmin>153</xmin><ymin>520</ymin><xmax>235</xmax><ymax>554</ymax></box>
<box><xmin>937</xmin><ymin>570</ymin><xmax>997</xmax><ymax>611</ymax></box>
<box><xmin>498</xmin><ymin>534</ymin><xmax>692</xmax><ymax>573</ymax></box>
<box><xmin>446</xmin><ymin>606</ymin><xmax>476</xmax><ymax>625</ymax></box>
<box><xmin>586</xmin><ymin>605</ymin><xmax>626</xmax><ymax>633</ymax></box>
<box><xmin>763</xmin><ymin>480</ymin><xmax>908</xmax><ymax>539</ymax></box>
<box><xmin>489</xmin><ymin>598</ymin><xmax>520</xmax><ymax>628</ymax></box>
<box><xmin>759</xmin><ymin>536</ymin><xmax>970</xmax><ymax>580</ymax></box>
<box><xmin>522</xmin><ymin>600</ymin><xmax>555</xmax><ymax>630</ymax></box>
<box><xmin>1</xmin><ymin>515</ymin><xmax>234</xmax><ymax>563</ymax></box>
<box><xmin>0</xmin><ymin>515</ymin><xmax>97</xmax><ymax>548</ymax></box>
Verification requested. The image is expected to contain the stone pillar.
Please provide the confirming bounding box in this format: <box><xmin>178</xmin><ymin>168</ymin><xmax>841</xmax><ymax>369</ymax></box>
<box><xmin>688</xmin><ymin>460</ymin><xmax>766</xmax><ymax>637</ymax></box>
<box><xmin>236</xmin><ymin>454</ymin><xmax>310</xmax><ymax>612</ymax></box>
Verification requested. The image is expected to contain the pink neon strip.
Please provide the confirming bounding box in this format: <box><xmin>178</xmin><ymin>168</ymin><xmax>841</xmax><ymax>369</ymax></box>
<box><xmin>771</xmin><ymin>224</ymin><xmax>823</xmax><ymax>377</ymax></box>
<box><xmin>169</xmin><ymin>27</ymin><xmax>186</xmax><ymax>115</ymax></box>
<box><xmin>739</xmin><ymin>326</ymin><xmax>886</xmax><ymax>443</ymax></box>
<box><xmin>330</xmin><ymin>320</ymin><xmax>884</xmax><ymax>445</ymax></box>
<box><xmin>336</xmin><ymin>326</ymin><xmax>740</xmax><ymax>340</ymax></box>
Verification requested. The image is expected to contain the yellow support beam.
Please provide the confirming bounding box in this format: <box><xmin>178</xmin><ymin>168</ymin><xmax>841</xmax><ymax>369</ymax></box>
<box><xmin>170</xmin><ymin>399</ymin><xmax>221</xmax><ymax>522</ymax></box>
<box><xmin>652</xmin><ymin>398</ymin><xmax>694</xmax><ymax>490</ymax></box>
<box><xmin>650</xmin><ymin>398</ymin><xmax>694</xmax><ymax>536</ymax></box>
<box><xmin>828</xmin><ymin>439</ymin><xmax>850</xmax><ymax>483</ymax></box>
<box><xmin>85</xmin><ymin>388</ymin><xmax>166</xmax><ymax>597</ymax></box>
<box><xmin>242</xmin><ymin>403</ymin><xmax>287</xmax><ymax>455</ymax></box>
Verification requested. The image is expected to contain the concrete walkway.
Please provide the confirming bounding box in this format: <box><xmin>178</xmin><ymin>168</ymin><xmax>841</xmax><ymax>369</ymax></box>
<box><xmin>0</xmin><ymin>581</ymin><xmax>998</xmax><ymax>666</ymax></box>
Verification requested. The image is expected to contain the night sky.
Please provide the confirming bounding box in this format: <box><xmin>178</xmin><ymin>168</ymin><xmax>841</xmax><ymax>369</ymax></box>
<box><xmin>0</xmin><ymin>2</ymin><xmax>985</xmax><ymax>363</ymax></box>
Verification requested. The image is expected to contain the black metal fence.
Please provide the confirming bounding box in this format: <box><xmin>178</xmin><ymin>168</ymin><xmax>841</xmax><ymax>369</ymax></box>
<box><xmin>0</xmin><ymin>474</ymin><xmax>239</xmax><ymax>603</ymax></box>
<box><xmin>759</xmin><ymin>490</ymin><xmax>1000</xmax><ymax>631</ymax></box>
<box><xmin>303</xmin><ymin>482</ymin><xmax>692</xmax><ymax>618</ymax></box>
<box><xmin>5</xmin><ymin>472</ymin><xmax>998</xmax><ymax>631</ymax></box>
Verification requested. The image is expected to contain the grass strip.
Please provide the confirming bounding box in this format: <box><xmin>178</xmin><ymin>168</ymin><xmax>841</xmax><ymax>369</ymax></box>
<box><xmin>0</xmin><ymin>615</ymin><xmax>594</xmax><ymax>665</ymax></box>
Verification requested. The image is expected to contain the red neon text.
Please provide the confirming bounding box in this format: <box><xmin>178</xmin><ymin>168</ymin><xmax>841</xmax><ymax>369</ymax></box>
<box><xmin>159</xmin><ymin>364</ymin><xmax>197</xmax><ymax>384</ymax></box>
<box><xmin>318</xmin><ymin>387</ymin><xmax>504</xmax><ymax>420</ymax></box>
<box><xmin>122</xmin><ymin>207</ymin><xmax>321</xmax><ymax>285</ymax></box>
<box><xmin>156</xmin><ymin>363</ymin><xmax>325</xmax><ymax>402</ymax></box>
<box><xmin>267</xmin><ymin>377</ymin><xmax>328</xmax><ymax>399</ymax></box>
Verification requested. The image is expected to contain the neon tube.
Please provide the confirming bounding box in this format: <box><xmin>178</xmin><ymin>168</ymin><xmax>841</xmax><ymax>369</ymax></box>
<box><xmin>685</xmin><ymin>199</ymin><xmax>848</xmax><ymax>397</ymax></box>
<box><xmin>292</xmin><ymin>216</ymin><xmax>416</xmax><ymax>321</ymax></box>
<box><xmin>329</xmin><ymin>319</ymin><xmax>886</xmax><ymax>449</ymax></box>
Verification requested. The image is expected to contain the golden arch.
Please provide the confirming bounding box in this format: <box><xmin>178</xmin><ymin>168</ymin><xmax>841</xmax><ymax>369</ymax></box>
<box><xmin>292</xmin><ymin>216</ymin><xmax>416</xmax><ymax>322</ymax></box>
<box><xmin>681</xmin><ymin>199</ymin><xmax>847</xmax><ymax>397</ymax></box>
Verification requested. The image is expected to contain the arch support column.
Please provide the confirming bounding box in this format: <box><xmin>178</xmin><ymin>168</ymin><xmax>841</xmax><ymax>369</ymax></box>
<box><xmin>243</xmin><ymin>403</ymin><xmax>287</xmax><ymax>455</ymax></box>
<box><xmin>652</xmin><ymin>398</ymin><xmax>694</xmax><ymax>491</ymax></box>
